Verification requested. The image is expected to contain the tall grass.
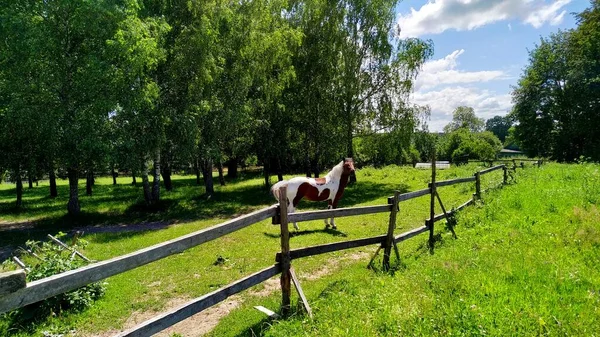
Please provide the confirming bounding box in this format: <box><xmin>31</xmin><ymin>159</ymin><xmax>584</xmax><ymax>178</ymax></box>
<box><xmin>4</xmin><ymin>163</ymin><xmax>596</xmax><ymax>336</ymax></box>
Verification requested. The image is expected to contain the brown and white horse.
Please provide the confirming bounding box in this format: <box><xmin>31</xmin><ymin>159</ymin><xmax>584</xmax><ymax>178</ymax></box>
<box><xmin>271</xmin><ymin>158</ymin><xmax>356</xmax><ymax>230</ymax></box>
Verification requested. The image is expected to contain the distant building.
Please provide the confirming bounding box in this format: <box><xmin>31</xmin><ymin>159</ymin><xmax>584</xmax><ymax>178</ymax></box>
<box><xmin>498</xmin><ymin>148</ymin><xmax>523</xmax><ymax>158</ymax></box>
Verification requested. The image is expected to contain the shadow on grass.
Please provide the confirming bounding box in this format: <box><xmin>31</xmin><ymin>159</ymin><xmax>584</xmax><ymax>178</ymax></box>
<box><xmin>0</xmin><ymin>176</ymin><xmax>407</xmax><ymax>255</ymax></box>
<box><xmin>262</xmin><ymin>227</ymin><xmax>348</xmax><ymax>240</ymax></box>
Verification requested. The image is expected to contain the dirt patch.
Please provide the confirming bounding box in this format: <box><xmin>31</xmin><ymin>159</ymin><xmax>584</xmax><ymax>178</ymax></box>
<box><xmin>86</xmin><ymin>250</ymin><xmax>373</xmax><ymax>337</ymax></box>
<box><xmin>303</xmin><ymin>251</ymin><xmax>370</xmax><ymax>281</ymax></box>
<box><xmin>72</xmin><ymin>221</ymin><xmax>174</xmax><ymax>234</ymax></box>
<box><xmin>157</xmin><ymin>297</ymin><xmax>242</xmax><ymax>337</ymax></box>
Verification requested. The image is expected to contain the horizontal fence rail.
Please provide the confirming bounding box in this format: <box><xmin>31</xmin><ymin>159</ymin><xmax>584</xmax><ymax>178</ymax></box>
<box><xmin>117</xmin><ymin>264</ymin><xmax>282</xmax><ymax>337</ymax></box>
<box><xmin>479</xmin><ymin>165</ymin><xmax>505</xmax><ymax>175</ymax></box>
<box><xmin>397</xmin><ymin>188</ymin><xmax>431</xmax><ymax>202</ymax></box>
<box><xmin>1</xmin><ymin>158</ymin><xmax>529</xmax><ymax>335</ymax></box>
<box><xmin>431</xmin><ymin>176</ymin><xmax>476</xmax><ymax>187</ymax></box>
<box><xmin>276</xmin><ymin>235</ymin><xmax>388</xmax><ymax>262</ymax></box>
<box><xmin>426</xmin><ymin>198</ymin><xmax>474</xmax><ymax>224</ymax></box>
<box><xmin>0</xmin><ymin>205</ymin><xmax>278</xmax><ymax>314</ymax></box>
<box><xmin>287</xmin><ymin>205</ymin><xmax>391</xmax><ymax>224</ymax></box>
<box><xmin>394</xmin><ymin>226</ymin><xmax>429</xmax><ymax>243</ymax></box>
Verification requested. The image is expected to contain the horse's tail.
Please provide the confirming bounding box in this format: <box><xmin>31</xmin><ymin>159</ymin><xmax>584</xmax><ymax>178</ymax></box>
<box><xmin>270</xmin><ymin>180</ymin><xmax>288</xmax><ymax>201</ymax></box>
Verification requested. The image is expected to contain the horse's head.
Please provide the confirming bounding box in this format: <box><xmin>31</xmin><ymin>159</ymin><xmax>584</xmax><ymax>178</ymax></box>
<box><xmin>343</xmin><ymin>158</ymin><xmax>357</xmax><ymax>183</ymax></box>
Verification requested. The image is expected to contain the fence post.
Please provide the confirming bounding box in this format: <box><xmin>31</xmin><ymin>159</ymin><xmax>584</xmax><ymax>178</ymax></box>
<box><xmin>474</xmin><ymin>171</ymin><xmax>481</xmax><ymax>200</ymax></box>
<box><xmin>429</xmin><ymin>153</ymin><xmax>436</xmax><ymax>249</ymax></box>
<box><xmin>503</xmin><ymin>165</ymin><xmax>508</xmax><ymax>184</ymax></box>
<box><xmin>277</xmin><ymin>186</ymin><xmax>291</xmax><ymax>316</ymax></box>
<box><xmin>383</xmin><ymin>191</ymin><xmax>399</xmax><ymax>271</ymax></box>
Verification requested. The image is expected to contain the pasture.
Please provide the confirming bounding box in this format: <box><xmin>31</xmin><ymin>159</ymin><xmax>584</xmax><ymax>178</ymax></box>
<box><xmin>1</xmin><ymin>163</ymin><xmax>599</xmax><ymax>336</ymax></box>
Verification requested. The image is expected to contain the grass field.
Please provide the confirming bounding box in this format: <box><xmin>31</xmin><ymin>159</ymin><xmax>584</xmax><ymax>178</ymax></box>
<box><xmin>1</xmin><ymin>162</ymin><xmax>599</xmax><ymax>336</ymax></box>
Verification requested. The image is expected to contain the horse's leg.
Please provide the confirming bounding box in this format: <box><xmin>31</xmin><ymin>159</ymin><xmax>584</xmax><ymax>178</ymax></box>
<box><xmin>330</xmin><ymin>200</ymin><xmax>339</xmax><ymax>230</ymax></box>
<box><xmin>288</xmin><ymin>204</ymin><xmax>299</xmax><ymax>230</ymax></box>
<box><xmin>324</xmin><ymin>201</ymin><xmax>332</xmax><ymax>228</ymax></box>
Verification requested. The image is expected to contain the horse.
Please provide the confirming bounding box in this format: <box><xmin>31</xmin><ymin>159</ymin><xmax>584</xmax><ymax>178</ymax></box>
<box><xmin>271</xmin><ymin>158</ymin><xmax>356</xmax><ymax>230</ymax></box>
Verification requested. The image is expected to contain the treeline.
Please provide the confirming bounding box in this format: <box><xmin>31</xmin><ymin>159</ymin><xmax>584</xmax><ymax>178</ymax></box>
<box><xmin>512</xmin><ymin>0</ymin><xmax>600</xmax><ymax>162</ymax></box>
<box><xmin>0</xmin><ymin>0</ymin><xmax>434</xmax><ymax>214</ymax></box>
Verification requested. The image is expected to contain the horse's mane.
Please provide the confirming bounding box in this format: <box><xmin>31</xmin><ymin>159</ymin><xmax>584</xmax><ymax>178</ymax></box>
<box><xmin>325</xmin><ymin>161</ymin><xmax>345</xmax><ymax>181</ymax></box>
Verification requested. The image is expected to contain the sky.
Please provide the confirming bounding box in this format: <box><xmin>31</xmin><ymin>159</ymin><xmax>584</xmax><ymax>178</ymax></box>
<box><xmin>395</xmin><ymin>0</ymin><xmax>590</xmax><ymax>132</ymax></box>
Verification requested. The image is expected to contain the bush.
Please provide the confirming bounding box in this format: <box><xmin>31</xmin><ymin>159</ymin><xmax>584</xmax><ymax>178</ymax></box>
<box><xmin>0</xmin><ymin>233</ymin><xmax>106</xmax><ymax>335</ymax></box>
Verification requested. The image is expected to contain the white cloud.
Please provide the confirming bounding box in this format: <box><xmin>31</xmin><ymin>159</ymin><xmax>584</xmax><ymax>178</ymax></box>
<box><xmin>415</xmin><ymin>49</ymin><xmax>507</xmax><ymax>90</ymax></box>
<box><xmin>508</xmin><ymin>23</ymin><xmax>512</xmax><ymax>31</ymax></box>
<box><xmin>411</xmin><ymin>86</ymin><xmax>512</xmax><ymax>132</ymax></box>
<box><xmin>398</xmin><ymin>0</ymin><xmax>572</xmax><ymax>37</ymax></box>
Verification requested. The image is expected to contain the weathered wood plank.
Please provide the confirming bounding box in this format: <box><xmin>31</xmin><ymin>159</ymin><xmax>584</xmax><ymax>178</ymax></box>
<box><xmin>431</xmin><ymin>176</ymin><xmax>476</xmax><ymax>187</ymax></box>
<box><xmin>12</xmin><ymin>257</ymin><xmax>29</xmax><ymax>272</ymax></box>
<box><xmin>479</xmin><ymin>165</ymin><xmax>505</xmax><ymax>175</ymax></box>
<box><xmin>0</xmin><ymin>205</ymin><xmax>278</xmax><ymax>314</ymax></box>
<box><xmin>277</xmin><ymin>235</ymin><xmax>387</xmax><ymax>262</ymax></box>
<box><xmin>397</xmin><ymin>188</ymin><xmax>430</xmax><ymax>202</ymax></box>
<box><xmin>287</xmin><ymin>205</ymin><xmax>391</xmax><ymax>223</ymax></box>
<box><xmin>48</xmin><ymin>234</ymin><xmax>91</xmax><ymax>262</ymax></box>
<box><xmin>278</xmin><ymin>187</ymin><xmax>291</xmax><ymax>315</ymax></box>
<box><xmin>455</xmin><ymin>198</ymin><xmax>474</xmax><ymax>211</ymax></box>
<box><xmin>116</xmin><ymin>264</ymin><xmax>281</xmax><ymax>337</ymax></box>
<box><xmin>290</xmin><ymin>267</ymin><xmax>312</xmax><ymax>318</ymax></box>
<box><xmin>394</xmin><ymin>226</ymin><xmax>429</xmax><ymax>243</ymax></box>
<box><xmin>0</xmin><ymin>270</ymin><xmax>26</xmax><ymax>297</ymax></box>
<box><xmin>383</xmin><ymin>191</ymin><xmax>399</xmax><ymax>271</ymax></box>
<box><xmin>254</xmin><ymin>305</ymin><xmax>280</xmax><ymax>319</ymax></box>
<box><xmin>425</xmin><ymin>198</ymin><xmax>474</xmax><ymax>224</ymax></box>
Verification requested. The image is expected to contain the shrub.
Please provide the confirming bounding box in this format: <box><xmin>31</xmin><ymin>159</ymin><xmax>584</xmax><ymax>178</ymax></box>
<box><xmin>0</xmin><ymin>233</ymin><xmax>106</xmax><ymax>335</ymax></box>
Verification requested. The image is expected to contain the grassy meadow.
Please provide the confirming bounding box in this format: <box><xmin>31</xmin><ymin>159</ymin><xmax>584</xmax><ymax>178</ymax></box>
<box><xmin>1</xmin><ymin>162</ymin><xmax>599</xmax><ymax>336</ymax></box>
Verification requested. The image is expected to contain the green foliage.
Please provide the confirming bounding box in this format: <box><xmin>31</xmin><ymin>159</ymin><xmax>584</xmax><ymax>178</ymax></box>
<box><xmin>441</xmin><ymin>129</ymin><xmax>502</xmax><ymax>162</ymax></box>
<box><xmin>355</xmin><ymin>132</ymin><xmax>420</xmax><ymax>167</ymax></box>
<box><xmin>443</xmin><ymin>106</ymin><xmax>484</xmax><ymax>134</ymax></box>
<box><xmin>0</xmin><ymin>233</ymin><xmax>105</xmax><ymax>336</ymax></box>
<box><xmin>485</xmin><ymin>115</ymin><xmax>512</xmax><ymax>143</ymax></box>
<box><xmin>512</xmin><ymin>1</ymin><xmax>600</xmax><ymax>162</ymax></box>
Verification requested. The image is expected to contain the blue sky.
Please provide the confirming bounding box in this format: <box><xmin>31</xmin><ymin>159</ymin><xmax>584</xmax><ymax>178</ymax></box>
<box><xmin>395</xmin><ymin>0</ymin><xmax>590</xmax><ymax>131</ymax></box>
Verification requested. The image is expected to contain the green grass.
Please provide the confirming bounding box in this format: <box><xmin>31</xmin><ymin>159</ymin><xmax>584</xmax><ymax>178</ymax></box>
<box><xmin>208</xmin><ymin>163</ymin><xmax>600</xmax><ymax>337</ymax></box>
<box><xmin>3</xmin><ymin>162</ymin><xmax>598</xmax><ymax>336</ymax></box>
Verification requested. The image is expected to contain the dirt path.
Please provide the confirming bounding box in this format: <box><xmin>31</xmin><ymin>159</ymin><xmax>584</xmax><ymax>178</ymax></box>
<box><xmin>86</xmin><ymin>251</ymin><xmax>370</xmax><ymax>337</ymax></box>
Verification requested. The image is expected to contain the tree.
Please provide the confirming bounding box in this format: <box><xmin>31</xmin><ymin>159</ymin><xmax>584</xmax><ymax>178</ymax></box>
<box><xmin>110</xmin><ymin>0</ymin><xmax>170</xmax><ymax>206</ymax></box>
<box><xmin>442</xmin><ymin>129</ymin><xmax>502</xmax><ymax>163</ymax></box>
<box><xmin>444</xmin><ymin>106</ymin><xmax>484</xmax><ymax>133</ymax></box>
<box><xmin>511</xmin><ymin>1</ymin><xmax>600</xmax><ymax>162</ymax></box>
<box><xmin>485</xmin><ymin>115</ymin><xmax>512</xmax><ymax>143</ymax></box>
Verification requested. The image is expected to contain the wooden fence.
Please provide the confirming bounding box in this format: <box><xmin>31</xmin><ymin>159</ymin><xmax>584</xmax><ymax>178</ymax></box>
<box><xmin>0</xmin><ymin>161</ymin><xmax>535</xmax><ymax>336</ymax></box>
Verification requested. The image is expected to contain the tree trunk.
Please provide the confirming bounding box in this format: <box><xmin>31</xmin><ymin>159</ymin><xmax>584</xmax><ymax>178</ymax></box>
<box><xmin>194</xmin><ymin>159</ymin><xmax>201</xmax><ymax>185</ymax></box>
<box><xmin>141</xmin><ymin>160</ymin><xmax>152</xmax><ymax>205</ymax></box>
<box><xmin>112</xmin><ymin>165</ymin><xmax>117</xmax><ymax>185</ymax></box>
<box><xmin>276</xmin><ymin>158</ymin><xmax>283</xmax><ymax>182</ymax></box>
<box><xmin>305</xmin><ymin>153</ymin><xmax>311</xmax><ymax>177</ymax></box>
<box><xmin>161</xmin><ymin>160</ymin><xmax>173</xmax><ymax>191</ymax></box>
<box><xmin>86</xmin><ymin>170</ymin><xmax>93</xmax><ymax>196</ymax></box>
<box><xmin>151</xmin><ymin>151</ymin><xmax>160</xmax><ymax>203</ymax></box>
<box><xmin>201</xmin><ymin>158</ymin><xmax>214</xmax><ymax>196</ymax></box>
<box><xmin>217</xmin><ymin>160</ymin><xmax>225</xmax><ymax>186</ymax></box>
<box><xmin>28</xmin><ymin>174</ymin><xmax>33</xmax><ymax>189</ymax></box>
<box><xmin>226</xmin><ymin>158</ymin><xmax>238</xmax><ymax>179</ymax></box>
<box><xmin>67</xmin><ymin>168</ymin><xmax>80</xmax><ymax>216</ymax></box>
<box><xmin>49</xmin><ymin>168</ymin><xmax>57</xmax><ymax>198</ymax></box>
<box><xmin>263</xmin><ymin>159</ymin><xmax>270</xmax><ymax>188</ymax></box>
<box><xmin>131</xmin><ymin>171</ymin><xmax>137</xmax><ymax>185</ymax></box>
<box><xmin>16</xmin><ymin>169</ymin><xmax>23</xmax><ymax>208</ymax></box>
<box><xmin>346</xmin><ymin>107</ymin><xmax>354</xmax><ymax>158</ymax></box>
<box><xmin>311</xmin><ymin>157</ymin><xmax>320</xmax><ymax>178</ymax></box>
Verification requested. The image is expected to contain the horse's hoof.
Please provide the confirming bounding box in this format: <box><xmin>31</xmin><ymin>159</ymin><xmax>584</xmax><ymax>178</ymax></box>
<box><xmin>325</xmin><ymin>224</ymin><xmax>330</xmax><ymax>229</ymax></box>
<box><xmin>331</xmin><ymin>225</ymin><xmax>337</xmax><ymax>230</ymax></box>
